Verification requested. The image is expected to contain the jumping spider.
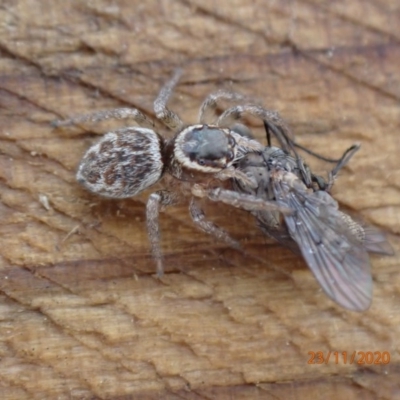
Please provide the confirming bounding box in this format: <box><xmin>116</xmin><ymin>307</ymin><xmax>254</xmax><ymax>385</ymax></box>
<box><xmin>53</xmin><ymin>70</ymin><xmax>292</xmax><ymax>275</ymax></box>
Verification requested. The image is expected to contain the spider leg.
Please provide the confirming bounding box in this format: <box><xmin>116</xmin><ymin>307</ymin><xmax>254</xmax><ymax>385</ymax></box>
<box><xmin>189</xmin><ymin>198</ymin><xmax>241</xmax><ymax>250</ymax></box>
<box><xmin>214</xmin><ymin>166</ymin><xmax>258</xmax><ymax>189</ymax></box>
<box><xmin>229</xmin><ymin>131</ymin><xmax>265</xmax><ymax>155</ymax></box>
<box><xmin>192</xmin><ymin>184</ymin><xmax>292</xmax><ymax>214</ymax></box>
<box><xmin>146</xmin><ymin>190</ymin><xmax>177</xmax><ymax>277</ymax></box>
<box><xmin>192</xmin><ymin>184</ymin><xmax>293</xmax><ymax>214</ymax></box>
<box><xmin>199</xmin><ymin>90</ymin><xmax>250</xmax><ymax>124</ymax></box>
<box><xmin>52</xmin><ymin>108</ymin><xmax>155</xmax><ymax>129</ymax></box>
<box><xmin>153</xmin><ymin>69</ymin><xmax>184</xmax><ymax>131</ymax></box>
<box><xmin>217</xmin><ymin>104</ymin><xmax>292</xmax><ymax>142</ymax></box>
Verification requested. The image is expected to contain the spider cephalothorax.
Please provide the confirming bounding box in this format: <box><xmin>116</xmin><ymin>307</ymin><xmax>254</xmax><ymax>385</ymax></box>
<box><xmin>174</xmin><ymin>125</ymin><xmax>237</xmax><ymax>173</ymax></box>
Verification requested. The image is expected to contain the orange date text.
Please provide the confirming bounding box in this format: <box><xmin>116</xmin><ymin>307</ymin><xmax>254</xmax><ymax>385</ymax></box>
<box><xmin>307</xmin><ymin>351</ymin><xmax>390</xmax><ymax>365</ymax></box>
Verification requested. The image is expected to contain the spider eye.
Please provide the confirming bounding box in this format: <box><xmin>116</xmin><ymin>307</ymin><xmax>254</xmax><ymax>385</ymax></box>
<box><xmin>198</xmin><ymin>159</ymin><xmax>206</xmax><ymax>166</ymax></box>
<box><xmin>227</xmin><ymin>150</ymin><xmax>234</xmax><ymax>161</ymax></box>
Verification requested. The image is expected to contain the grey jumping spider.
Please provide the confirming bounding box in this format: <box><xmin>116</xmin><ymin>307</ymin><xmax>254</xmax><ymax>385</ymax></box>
<box><xmin>53</xmin><ymin>70</ymin><xmax>291</xmax><ymax>275</ymax></box>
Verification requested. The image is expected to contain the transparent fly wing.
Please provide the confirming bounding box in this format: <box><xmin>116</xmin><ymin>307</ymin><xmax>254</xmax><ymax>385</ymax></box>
<box><xmin>309</xmin><ymin>191</ymin><xmax>394</xmax><ymax>255</ymax></box>
<box><xmin>272</xmin><ymin>171</ymin><xmax>372</xmax><ymax>312</ymax></box>
<box><xmin>358</xmin><ymin>224</ymin><xmax>394</xmax><ymax>256</ymax></box>
<box><xmin>256</xmin><ymin>214</ymin><xmax>301</xmax><ymax>254</ymax></box>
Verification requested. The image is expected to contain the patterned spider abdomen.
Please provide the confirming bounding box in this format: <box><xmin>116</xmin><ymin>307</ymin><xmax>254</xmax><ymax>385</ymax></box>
<box><xmin>77</xmin><ymin>127</ymin><xmax>164</xmax><ymax>198</ymax></box>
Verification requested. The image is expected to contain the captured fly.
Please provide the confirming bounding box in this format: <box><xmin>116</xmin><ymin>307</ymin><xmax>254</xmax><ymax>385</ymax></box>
<box><xmin>194</xmin><ymin>120</ymin><xmax>393</xmax><ymax>311</ymax></box>
<box><xmin>230</xmin><ymin>124</ymin><xmax>394</xmax><ymax>311</ymax></box>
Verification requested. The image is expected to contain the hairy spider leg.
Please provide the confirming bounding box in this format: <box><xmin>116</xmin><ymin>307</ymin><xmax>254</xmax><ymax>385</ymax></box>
<box><xmin>146</xmin><ymin>190</ymin><xmax>179</xmax><ymax>276</ymax></box>
<box><xmin>192</xmin><ymin>184</ymin><xmax>292</xmax><ymax>214</ymax></box>
<box><xmin>189</xmin><ymin>198</ymin><xmax>241</xmax><ymax>249</ymax></box>
<box><xmin>52</xmin><ymin>107</ymin><xmax>155</xmax><ymax>129</ymax></box>
<box><xmin>199</xmin><ymin>90</ymin><xmax>251</xmax><ymax>124</ymax></box>
<box><xmin>153</xmin><ymin>69</ymin><xmax>184</xmax><ymax>131</ymax></box>
<box><xmin>217</xmin><ymin>104</ymin><xmax>292</xmax><ymax>146</ymax></box>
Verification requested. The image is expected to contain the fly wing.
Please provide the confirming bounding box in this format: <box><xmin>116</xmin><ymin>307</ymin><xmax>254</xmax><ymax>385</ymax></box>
<box><xmin>314</xmin><ymin>192</ymin><xmax>394</xmax><ymax>256</ymax></box>
<box><xmin>256</xmin><ymin>214</ymin><xmax>301</xmax><ymax>254</ymax></box>
<box><xmin>271</xmin><ymin>171</ymin><xmax>372</xmax><ymax>312</ymax></box>
<box><xmin>358</xmin><ymin>224</ymin><xmax>394</xmax><ymax>255</ymax></box>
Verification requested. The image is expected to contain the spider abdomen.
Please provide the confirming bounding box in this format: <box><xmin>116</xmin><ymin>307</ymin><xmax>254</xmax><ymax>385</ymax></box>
<box><xmin>77</xmin><ymin>127</ymin><xmax>164</xmax><ymax>198</ymax></box>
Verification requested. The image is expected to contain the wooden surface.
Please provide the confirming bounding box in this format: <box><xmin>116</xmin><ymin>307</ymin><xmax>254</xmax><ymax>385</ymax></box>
<box><xmin>0</xmin><ymin>1</ymin><xmax>399</xmax><ymax>399</ymax></box>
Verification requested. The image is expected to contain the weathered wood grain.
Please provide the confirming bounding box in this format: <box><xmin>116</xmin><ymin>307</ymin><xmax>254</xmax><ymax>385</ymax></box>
<box><xmin>0</xmin><ymin>1</ymin><xmax>399</xmax><ymax>399</ymax></box>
